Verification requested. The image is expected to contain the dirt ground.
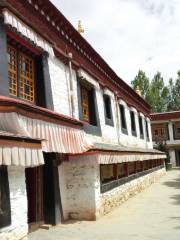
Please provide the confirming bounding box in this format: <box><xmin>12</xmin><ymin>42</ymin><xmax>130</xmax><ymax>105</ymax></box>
<box><xmin>27</xmin><ymin>169</ymin><xmax>180</xmax><ymax>240</ymax></box>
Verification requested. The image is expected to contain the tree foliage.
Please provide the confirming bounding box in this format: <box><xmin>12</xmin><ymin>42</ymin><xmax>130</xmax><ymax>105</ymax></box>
<box><xmin>131</xmin><ymin>70</ymin><xmax>150</xmax><ymax>99</ymax></box>
<box><xmin>132</xmin><ymin>70</ymin><xmax>180</xmax><ymax>113</ymax></box>
<box><xmin>173</xmin><ymin>71</ymin><xmax>180</xmax><ymax>108</ymax></box>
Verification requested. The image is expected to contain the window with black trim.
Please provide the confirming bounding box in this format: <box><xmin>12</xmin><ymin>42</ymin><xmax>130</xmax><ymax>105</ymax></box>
<box><xmin>103</xmin><ymin>94</ymin><xmax>114</xmax><ymax>126</ymax></box>
<box><xmin>130</xmin><ymin>110</ymin><xmax>137</xmax><ymax>136</ymax></box>
<box><xmin>152</xmin><ymin>123</ymin><xmax>169</xmax><ymax>141</ymax></box>
<box><xmin>7</xmin><ymin>45</ymin><xmax>35</xmax><ymax>103</ymax></box>
<box><xmin>139</xmin><ymin>115</ymin><xmax>144</xmax><ymax>139</ymax></box>
<box><xmin>119</xmin><ymin>104</ymin><xmax>128</xmax><ymax>134</ymax></box>
<box><xmin>0</xmin><ymin>166</ymin><xmax>11</xmax><ymax>229</ymax></box>
<box><xmin>145</xmin><ymin>120</ymin><xmax>150</xmax><ymax>141</ymax></box>
<box><xmin>173</xmin><ymin>122</ymin><xmax>180</xmax><ymax>140</ymax></box>
<box><xmin>80</xmin><ymin>84</ymin><xmax>97</xmax><ymax>126</ymax></box>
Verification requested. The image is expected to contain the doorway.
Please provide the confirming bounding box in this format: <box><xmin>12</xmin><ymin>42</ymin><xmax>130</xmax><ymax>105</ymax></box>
<box><xmin>25</xmin><ymin>166</ymin><xmax>44</xmax><ymax>231</ymax></box>
<box><xmin>43</xmin><ymin>153</ymin><xmax>63</xmax><ymax>225</ymax></box>
<box><xmin>25</xmin><ymin>153</ymin><xmax>63</xmax><ymax>232</ymax></box>
<box><xmin>175</xmin><ymin>150</ymin><xmax>180</xmax><ymax>166</ymax></box>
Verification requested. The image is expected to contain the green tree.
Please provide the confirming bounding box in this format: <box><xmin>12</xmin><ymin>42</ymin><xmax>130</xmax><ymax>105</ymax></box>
<box><xmin>167</xmin><ymin>78</ymin><xmax>176</xmax><ymax>111</ymax></box>
<box><xmin>131</xmin><ymin>70</ymin><xmax>150</xmax><ymax>99</ymax></box>
<box><xmin>149</xmin><ymin>72</ymin><xmax>169</xmax><ymax>113</ymax></box>
<box><xmin>173</xmin><ymin>71</ymin><xmax>180</xmax><ymax>110</ymax></box>
<box><xmin>132</xmin><ymin>70</ymin><xmax>170</xmax><ymax>113</ymax></box>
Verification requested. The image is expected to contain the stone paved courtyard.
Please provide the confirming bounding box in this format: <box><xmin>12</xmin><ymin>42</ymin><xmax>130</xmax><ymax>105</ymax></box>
<box><xmin>27</xmin><ymin>169</ymin><xmax>180</xmax><ymax>240</ymax></box>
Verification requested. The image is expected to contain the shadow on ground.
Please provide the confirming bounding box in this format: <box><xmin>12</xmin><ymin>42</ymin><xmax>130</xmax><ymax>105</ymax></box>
<box><xmin>163</xmin><ymin>170</ymin><xmax>180</xmax><ymax>205</ymax></box>
<box><xmin>163</xmin><ymin>170</ymin><xmax>180</xmax><ymax>230</ymax></box>
<box><xmin>61</xmin><ymin>220</ymin><xmax>82</xmax><ymax>225</ymax></box>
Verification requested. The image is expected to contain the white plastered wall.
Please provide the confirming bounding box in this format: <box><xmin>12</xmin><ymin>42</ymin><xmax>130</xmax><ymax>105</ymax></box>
<box><xmin>0</xmin><ymin>167</ymin><xmax>28</xmax><ymax>240</ymax></box>
<box><xmin>48</xmin><ymin>57</ymin><xmax>153</xmax><ymax>150</ymax></box>
<box><xmin>88</xmin><ymin>82</ymin><xmax>119</xmax><ymax>145</ymax></box>
<box><xmin>77</xmin><ymin>69</ymin><xmax>120</xmax><ymax>145</ymax></box>
<box><xmin>169</xmin><ymin>149</ymin><xmax>176</xmax><ymax>166</ymax></box>
<box><xmin>77</xmin><ymin>70</ymin><xmax>153</xmax><ymax>149</ymax></box>
<box><xmin>118</xmin><ymin>100</ymin><xmax>153</xmax><ymax>149</ymax></box>
<box><xmin>58</xmin><ymin>155</ymin><xmax>165</xmax><ymax>220</ymax></box>
<box><xmin>58</xmin><ymin>156</ymin><xmax>99</xmax><ymax>220</ymax></box>
<box><xmin>48</xmin><ymin>56</ymin><xmax>79</xmax><ymax>119</ymax></box>
<box><xmin>146</xmin><ymin>117</ymin><xmax>153</xmax><ymax>149</ymax></box>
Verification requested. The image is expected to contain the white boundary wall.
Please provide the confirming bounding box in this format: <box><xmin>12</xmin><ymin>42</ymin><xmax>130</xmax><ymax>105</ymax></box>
<box><xmin>58</xmin><ymin>156</ymin><xmax>165</xmax><ymax>221</ymax></box>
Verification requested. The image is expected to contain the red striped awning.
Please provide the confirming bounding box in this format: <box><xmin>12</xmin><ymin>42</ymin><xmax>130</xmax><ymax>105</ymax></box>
<box><xmin>0</xmin><ymin>112</ymin><xmax>92</xmax><ymax>154</ymax></box>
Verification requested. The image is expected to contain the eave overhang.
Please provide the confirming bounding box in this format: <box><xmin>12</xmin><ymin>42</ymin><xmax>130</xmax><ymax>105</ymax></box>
<box><xmin>0</xmin><ymin>130</ymin><xmax>44</xmax><ymax>167</ymax></box>
<box><xmin>0</xmin><ymin>96</ymin><xmax>92</xmax><ymax>154</ymax></box>
<box><xmin>1</xmin><ymin>0</ymin><xmax>151</xmax><ymax>116</ymax></box>
<box><xmin>0</xmin><ymin>96</ymin><xmax>83</xmax><ymax>129</ymax></box>
<box><xmin>150</xmin><ymin>111</ymin><xmax>180</xmax><ymax>121</ymax></box>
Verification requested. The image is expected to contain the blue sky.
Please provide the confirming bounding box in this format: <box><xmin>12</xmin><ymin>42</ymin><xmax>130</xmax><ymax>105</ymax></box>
<box><xmin>51</xmin><ymin>0</ymin><xmax>180</xmax><ymax>85</ymax></box>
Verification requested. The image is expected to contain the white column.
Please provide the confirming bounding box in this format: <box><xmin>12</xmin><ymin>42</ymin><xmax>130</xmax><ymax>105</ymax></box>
<box><xmin>168</xmin><ymin>121</ymin><xmax>174</xmax><ymax>142</ymax></box>
<box><xmin>169</xmin><ymin>149</ymin><xmax>176</xmax><ymax>166</ymax></box>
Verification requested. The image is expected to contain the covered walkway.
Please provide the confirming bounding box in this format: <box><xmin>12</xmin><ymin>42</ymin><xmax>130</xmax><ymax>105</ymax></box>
<box><xmin>28</xmin><ymin>170</ymin><xmax>180</xmax><ymax>240</ymax></box>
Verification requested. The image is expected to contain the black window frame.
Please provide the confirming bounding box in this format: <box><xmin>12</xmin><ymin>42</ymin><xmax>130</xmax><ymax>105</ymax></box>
<box><xmin>139</xmin><ymin>115</ymin><xmax>144</xmax><ymax>139</ymax></box>
<box><xmin>103</xmin><ymin>94</ymin><xmax>114</xmax><ymax>127</ymax></box>
<box><xmin>77</xmin><ymin>78</ymin><xmax>102</xmax><ymax>136</ymax></box>
<box><xmin>173</xmin><ymin>122</ymin><xmax>180</xmax><ymax>140</ymax></box>
<box><xmin>130</xmin><ymin>110</ymin><xmax>137</xmax><ymax>137</ymax></box>
<box><xmin>7</xmin><ymin>44</ymin><xmax>36</xmax><ymax>103</ymax></box>
<box><xmin>145</xmin><ymin>120</ymin><xmax>150</xmax><ymax>142</ymax></box>
<box><xmin>81</xmin><ymin>85</ymin><xmax>97</xmax><ymax>126</ymax></box>
<box><xmin>119</xmin><ymin>104</ymin><xmax>128</xmax><ymax>135</ymax></box>
<box><xmin>152</xmin><ymin>123</ymin><xmax>169</xmax><ymax>141</ymax></box>
<box><xmin>0</xmin><ymin>166</ymin><xmax>11</xmax><ymax>229</ymax></box>
<box><xmin>7</xmin><ymin>41</ymin><xmax>53</xmax><ymax>110</ymax></box>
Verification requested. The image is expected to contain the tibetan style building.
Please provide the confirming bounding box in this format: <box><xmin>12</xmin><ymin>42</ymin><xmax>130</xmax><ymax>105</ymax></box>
<box><xmin>151</xmin><ymin>111</ymin><xmax>180</xmax><ymax>167</ymax></box>
<box><xmin>0</xmin><ymin>1</ymin><xmax>165</xmax><ymax>239</ymax></box>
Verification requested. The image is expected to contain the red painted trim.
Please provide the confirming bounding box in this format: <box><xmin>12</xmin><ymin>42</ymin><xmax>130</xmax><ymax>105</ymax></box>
<box><xmin>4</xmin><ymin>0</ymin><xmax>151</xmax><ymax>116</ymax></box>
<box><xmin>6</xmin><ymin>29</ymin><xmax>42</xmax><ymax>56</ymax></box>
<box><xmin>0</xmin><ymin>96</ymin><xmax>84</xmax><ymax>128</ymax></box>
<box><xmin>69</xmin><ymin>149</ymin><xmax>165</xmax><ymax>157</ymax></box>
<box><xmin>150</xmin><ymin>111</ymin><xmax>180</xmax><ymax>121</ymax></box>
<box><xmin>69</xmin><ymin>151</ymin><xmax>100</xmax><ymax>157</ymax></box>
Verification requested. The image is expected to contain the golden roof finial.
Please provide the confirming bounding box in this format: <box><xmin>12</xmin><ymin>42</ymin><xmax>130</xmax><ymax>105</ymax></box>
<box><xmin>77</xmin><ymin>20</ymin><xmax>84</xmax><ymax>34</ymax></box>
<box><xmin>135</xmin><ymin>85</ymin><xmax>142</xmax><ymax>96</ymax></box>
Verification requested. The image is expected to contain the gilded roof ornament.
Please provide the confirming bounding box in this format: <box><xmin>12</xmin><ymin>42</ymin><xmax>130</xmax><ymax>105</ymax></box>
<box><xmin>77</xmin><ymin>20</ymin><xmax>84</xmax><ymax>34</ymax></box>
<box><xmin>135</xmin><ymin>85</ymin><xmax>142</xmax><ymax>96</ymax></box>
